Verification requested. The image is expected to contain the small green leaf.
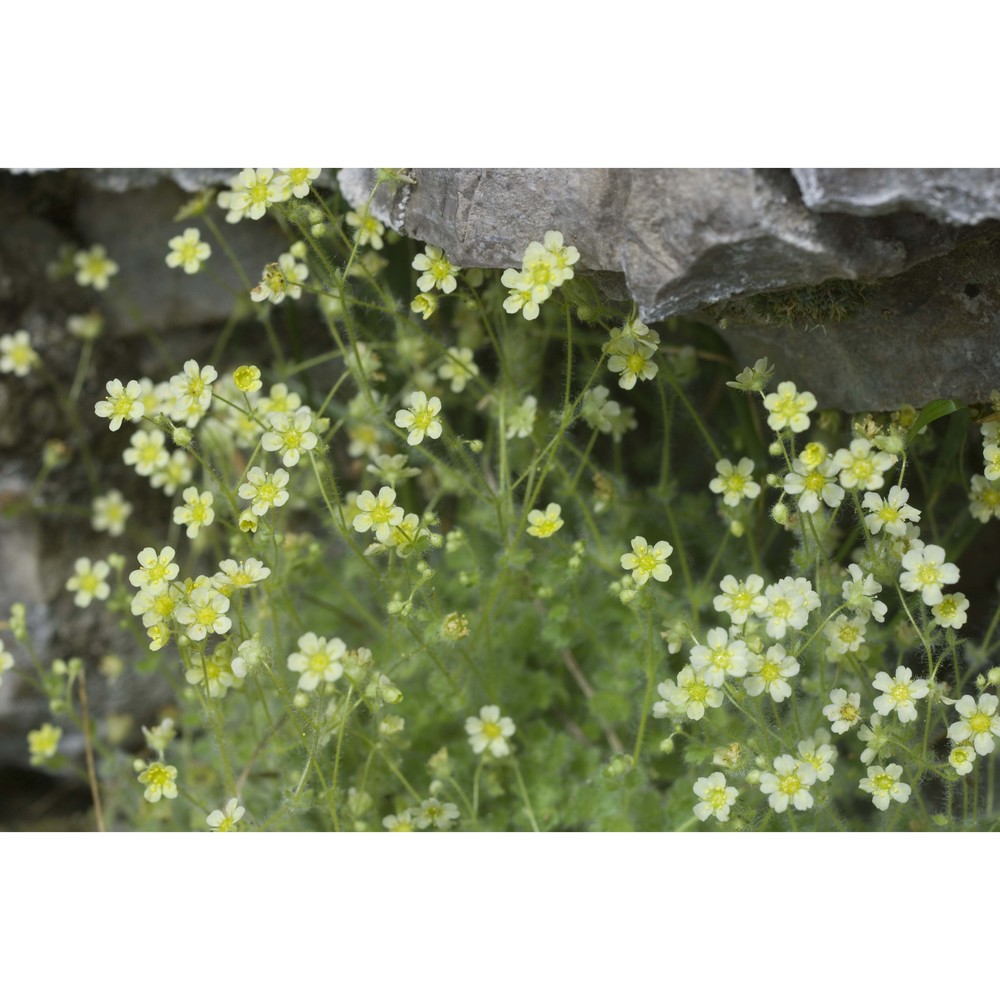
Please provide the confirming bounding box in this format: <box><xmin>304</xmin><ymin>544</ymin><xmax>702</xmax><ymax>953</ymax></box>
<box><xmin>907</xmin><ymin>399</ymin><xmax>965</xmax><ymax>445</ymax></box>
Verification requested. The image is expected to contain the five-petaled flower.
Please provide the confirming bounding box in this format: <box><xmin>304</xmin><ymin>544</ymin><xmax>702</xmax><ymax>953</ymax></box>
<box><xmin>353</xmin><ymin>486</ymin><xmax>405</xmax><ymax>543</ymax></box>
<box><xmin>947</xmin><ymin>693</ymin><xmax>1000</xmax><ymax>756</ymax></box>
<box><xmin>395</xmin><ymin>391</ymin><xmax>443</xmax><ymax>446</ymax></box>
<box><xmin>859</xmin><ymin>763</ymin><xmax>910</xmax><ymax>811</ymax></box>
<box><xmin>287</xmin><ymin>632</ymin><xmax>346</xmax><ymax>691</ymax></box>
<box><xmin>692</xmin><ymin>772</ymin><xmax>739</xmax><ymax>822</ymax></box>
<box><xmin>872</xmin><ymin>665</ymin><xmax>929</xmax><ymax>724</ymax></box>
<box><xmin>709</xmin><ymin>457</ymin><xmax>761</xmax><ymax>506</ymax></box>
<box><xmin>759</xmin><ymin>754</ymin><xmax>817</xmax><ymax>813</ymax></box>
<box><xmin>95</xmin><ymin>379</ymin><xmax>144</xmax><ymax>431</ymax></box>
<box><xmin>762</xmin><ymin>381</ymin><xmax>816</xmax><ymax>433</ymax></box>
<box><xmin>465</xmin><ymin>705</ymin><xmax>516</xmax><ymax>757</ymax></box>
<box><xmin>412</xmin><ymin>245</ymin><xmax>460</xmax><ymax>294</ymax></box>
<box><xmin>0</xmin><ymin>330</ymin><xmax>40</xmax><ymax>376</ymax></box>
<box><xmin>620</xmin><ymin>536</ymin><xmax>673</xmax><ymax>586</ymax></box>
<box><xmin>527</xmin><ymin>503</ymin><xmax>564</xmax><ymax>538</ymax></box>
<box><xmin>166</xmin><ymin>228</ymin><xmax>212</xmax><ymax>274</ymax></box>
<box><xmin>207</xmin><ymin>797</ymin><xmax>246</xmax><ymax>831</ymax></box>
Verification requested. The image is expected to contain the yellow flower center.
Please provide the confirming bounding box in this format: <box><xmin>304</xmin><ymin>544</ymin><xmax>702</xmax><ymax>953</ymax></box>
<box><xmin>890</xmin><ymin>682</ymin><xmax>911</xmax><ymax>704</ymax></box>
<box><xmin>970</xmin><ymin>711</ymin><xmax>992</xmax><ymax>734</ymax></box>
<box><xmin>778</xmin><ymin>773</ymin><xmax>803</xmax><ymax>796</ymax></box>
<box><xmin>872</xmin><ymin>773</ymin><xmax>894</xmax><ymax>793</ymax></box>
<box><xmin>707</xmin><ymin>786</ymin><xmax>728</xmax><ymax>809</ymax></box>
<box><xmin>626</xmin><ymin>352</ymin><xmax>647</xmax><ymax>375</ymax></box>
<box><xmin>482</xmin><ymin>721</ymin><xmax>502</xmax><ymax>740</ymax></box>
<box><xmin>804</xmin><ymin>471</ymin><xmax>826</xmax><ymax>493</ymax></box>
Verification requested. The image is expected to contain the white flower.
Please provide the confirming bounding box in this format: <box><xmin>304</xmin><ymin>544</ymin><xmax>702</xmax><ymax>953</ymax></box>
<box><xmin>690</xmin><ymin>627</ymin><xmax>750</xmax><ymax>687</ymax></box>
<box><xmin>762</xmin><ymin>381</ymin><xmax>816</xmax><ymax>433</ymax></box>
<box><xmin>796</xmin><ymin>735</ymin><xmax>836</xmax><ymax>782</ymax></box>
<box><xmin>128</xmin><ymin>546</ymin><xmax>179</xmax><ymax>594</ymax></box>
<box><xmin>465</xmin><ymin>705</ymin><xmax>515</xmax><ymax>757</ymax></box>
<box><xmin>412</xmin><ymin>245</ymin><xmax>460</xmax><ymax>294</ymax></box>
<box><xmin>744</xmin><ymin>644</ymin><xmax>799</xmax><ymax>701</ymax></box>
<box><xmin>822</xmin><ymin>688</ymin><xmax>862</xmax><ymax>734</ymax></box>
<box><xmin>415</xmin><ymin>798</ymin><xmax>460</xmax><ymax>831</ymax></box>
<box><xmin>65</xmin><ymin>557</ymin><xmax>111</xmax><ymax>608</ymax></box>
<box><xmin>437</xmin><ymin>347</ymin><xmax>479</xmax><ymax>392</ymax></box>
<box><xmin>859</xmin><ymin>763</ymin><xmax>910</xmax><ymax>811</ymax></box>
<box><xmin>0</xmin><ymin>330</ymin><xmax>40</xmax><ymax>376</ymax></box>
<box><xmin>215</xmin><ymin>558</ymin><xmax>270</xmax><ymax>592</ymax></box>
<box><xmin>969</xmin><ymin>474</ymin><xmax>1000</xmax><ymax>523</ymax></box>
<box><xmin>261</xmin><ymin>409</ymin><xmax>319</xmax><ymax>467</ymax></box>
<box><xmin>345</xmin><ymin>206</ymin><xmax>385</xmax><ymax>250</ymax></box>
<box><xmin>607</xmin><ymin>343</ymin><xmax>657</xmax><ymax>390</ymax></box>
<box><xmin>74</xmin><ymin>244</ymin><xmax>119</xmax><ymax>290</ymax></box>
<box><xmin>95</xmin><ymin>378</ymin><xmax>144</xmax><ymax>431</ymax></box>
<box><xmin>841</xmin><ymin>563</ymin><xmax>887</xmax><ymax>623</ymax></box>
<box><xmin>123</xmin><ymin>429</ymin><xmax>169</xmax><ymax>477</ymax></box>
<box><xmin>713</xmin><ymin>574</ymin><xmax>767</xmax><ymax>625</ymax></box>
<box><xmin>862</xmin><ymin>485</ymin><xmax>921</xmax><ymax>537</ymax></box>
<box><xmin>899</xmin><ymin>543</ymin><xmax>959</xmax><ymax>606</ymax></box>
<box><xmin>169</xmin><ymin>360</ymin><xmax>218</xmax><ymax>427</ymax></box>
<box><xmin>353</xmin><ymin>486</ymin><xmax>404</xmax><ymax>543</ymax></box>
<box><xmin>174</xmin><ymin>586</ymin><xmax>232</xmax><ymax>641</ymax></box>
<box><xmin>165</xmin><ymin>228</ymin><xmax>212</xmax><ymax>274</ymax></box>
<box><xmin>760</xmin><ymin>577</ymin><xmax>810</xmax><ymax>640</ymax></box>
<box><xmin>394</xmin><ymin>390</ymin><xmax>443</xmax><ymax>446</ymax></box>
<box><xmin>91</xmin><ymin>489</ymin><xmax>133</xmax><ymax>536</ymax></box>
<box><xmin>709</xmin><ymin>457</ymin><xmax>761</xmax><ymax>506</ymax></box>
<box><xmin>137</xmin><ymin>761</ymin><xmax>178</xmax><ymax>802</ymax></box>
<box><xmin>834</xmin><ymin>437</ymin><xmax>896</xmax><ymax>491</ymax></box>
<box><xmin>759</xmin><ymin>755</ymin><xmax>817</xmax><ymax>813</ymax></box>
<box><xmin>984</xmin><ymin>442</ymin><xmax>1000</xmax><ymax>481</ymax></box>
<box><xmin>620</xmin><ymin>536</ymin><xmax>673</xmax><ymax>586</ymax></box>
<box><xmin>824</xmin><ymin>614</ymin><xmax>868</xmax><ymax>660</ymax></box>
<box><xmin>932</xmin><ymin>592</ymin><xmax>969</xmax><ymax>630</ymax></box>
<box><xmin>287</xmin><ymin>633</ymin><xmax>346</xmax><ymax>692</ymax></box>
<box><xmin>219</xmin><ymin>168</ymin><xmax>287</xmax><ymax>223</ymax></box>
<box><xmin>238</xmin><ymin>466</ymin><xmax>290</xmax><ymax>516</ymax></box>
<box><xmin>653</xmin><ymin>667</ymin><xmax>724</xmax><ymax>721</ymax></box>
<box><xmin>506</xmin><ymin>395</ymin><xmax>537</xmax><ymax>440</ymax></box>
<box><xmin>947</xmin><ymin>693</ymin><xmax>1000</xmax><ymax>756</ymax></box>
<box><xmin>151</xmin><ymin>450</ymin><xmax>194</xmax><ymax>496</ymax></box>
<box><xmin>172</xmin><ymin>488</ymin><xmax>216</xmax><ymax>539</ymax></box>
<box><xmin>207</xmin><ymin>797</ymin><xmax>245</xmax><ymax>831</ymax></box>
<box><xmin>526</xmin><ymin>503</ymin><xmax>564</xmax><ymax>539</ymax></box>
<box><xmin>580</xmin><ymin>386</ymin><xmax>621</xmax><ymax>434</ymax></box>
<box><xmin>692</xmin><ymin>772</ymin><xmax>739</xmax><ymax>822</ymax></box>
<box><xmin>872</xmin><ymin>666</ymin><xmax>929</xmax><ymax>723</ymax></box>
<box><xmin>279</xmin><ymin>168</ymin><xmax>321</xmax><ymax>199</ymax></box>
<box><xmin>783</xmin><ymin>457</ymin><xmax>844</xmax><ymax>513</ymax></box>
<box><xmin>383</xmin><ymin>809</ymin><xmax>416</xmax><ymax>832</ymax></box>
<box><xmin>949</xmin><ymin>743</ymin><xmax>977</xmax><ymax>775</ymax></box>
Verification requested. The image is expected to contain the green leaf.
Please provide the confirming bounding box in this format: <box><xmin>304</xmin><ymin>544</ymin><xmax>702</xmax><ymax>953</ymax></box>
<box><xmin>907</xmin><ymin>399</ymin><xmax>965</xmax><ymax>445</ymax></box>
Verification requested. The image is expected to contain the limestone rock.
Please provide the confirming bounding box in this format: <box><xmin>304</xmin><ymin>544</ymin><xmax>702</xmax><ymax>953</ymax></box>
<box><xmin>793</xmin><ymin>168</ymin><xmax>1000</xmax><ymax>225</ymax></box>
<box><xmin>339</xmin><ymin>167</ymin><xmax>1000</xmax><ymax>408</ymax></box>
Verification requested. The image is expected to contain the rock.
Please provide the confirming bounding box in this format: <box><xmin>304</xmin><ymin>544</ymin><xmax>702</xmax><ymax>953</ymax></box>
<box><xmin>793</xmin><ymin>168</ymin><xmax>1000</xmax><ymax>225</ymax></box>
<box><xmin>74</xmin><ymin>181</ymin><xmax>288</xmax><ymax>334</ymax></box>
<box><xmin>339</xmin><ymin>167</ymin><xmax>1000</xmax><ymax>408</ymax></box>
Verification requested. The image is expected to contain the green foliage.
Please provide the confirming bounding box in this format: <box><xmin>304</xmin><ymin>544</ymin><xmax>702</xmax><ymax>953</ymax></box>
<box><xmin>5</xmin><ymin>169</ymin><xmax>1000</xmax><ymax>833</ymax></box>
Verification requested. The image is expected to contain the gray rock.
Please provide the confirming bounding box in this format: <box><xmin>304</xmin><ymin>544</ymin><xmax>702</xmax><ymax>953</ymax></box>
<box><xmin>73</xmin><ymin>181</ymin><xmax>289</xmax><ymax>334</ymax></box>
<box><xmin>793</xmin><ymin>168</ymin><xmax>1000</xmax><ymax>225</ymax></box>
<box><xmin>339</xmin><ymin>167</ymin><xmax>1000</xmax><ymax>408</ymax></box>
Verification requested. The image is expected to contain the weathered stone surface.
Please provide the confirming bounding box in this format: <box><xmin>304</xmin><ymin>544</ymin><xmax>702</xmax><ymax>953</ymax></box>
<box><xmin>74</xmin><ymin>181</ymin><xmax>288</xmax><ymax>334</ymax></box>
<box><xmin>793</xmin><ymin>168</ymin><xmax>1000</xmax><ymax>225</ymax></box>
<box><xmin>713</xmin><ymin>225</ymin><xmax>1000</xmax><ymax>411</ymax></box>
<box><xmin>339</xmin><ymin>167</ymin><xmax>1000</xmax><ymax>409</ymax></box>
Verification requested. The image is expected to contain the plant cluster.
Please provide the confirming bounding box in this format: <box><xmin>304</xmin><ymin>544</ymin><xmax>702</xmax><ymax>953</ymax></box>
<box><xmin>3</xmin><ymin>167</ymin><xmax>1000</xmax><ymax>831</ymax></box>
